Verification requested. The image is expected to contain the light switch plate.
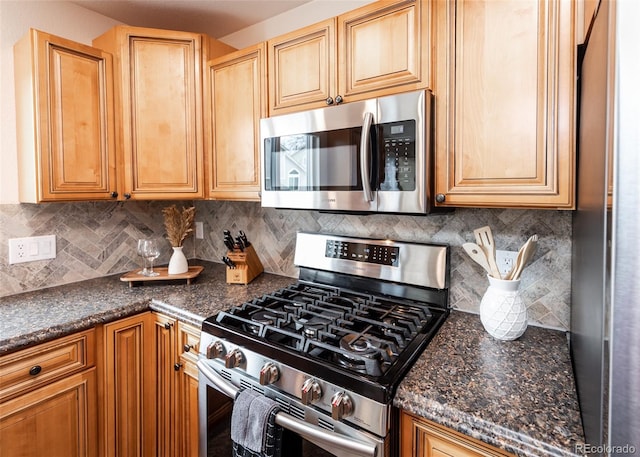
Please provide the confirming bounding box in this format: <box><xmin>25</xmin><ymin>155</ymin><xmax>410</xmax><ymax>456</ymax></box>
<box><xmin>8</xmin><ymin>235</ymin><xmax>56</xmax><ymax>264</ymax></box>
<box><xmin>195</xmin><ymin>221</ymin><xmax>204</xmax><ymax>239</ymax></box>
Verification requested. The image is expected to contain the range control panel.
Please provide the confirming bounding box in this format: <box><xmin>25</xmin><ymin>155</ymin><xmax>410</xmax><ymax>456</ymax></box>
<box><xmin>325</xmin><ymin>240</ymin><xmax>399</xmax><ymax>267</ymax></box>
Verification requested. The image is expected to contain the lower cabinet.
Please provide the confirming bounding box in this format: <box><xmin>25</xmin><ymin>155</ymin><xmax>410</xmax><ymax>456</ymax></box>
<box><xmin>0</xmin><ymin>329</ymin><xmax>97</xmax><ymax>457</ymax></box>
<box><xmin>102</xmin><ymin>312</ymin><xmax>157</xmax><ymax>457</ymax></box>
<box><xmin>154</xmin><ymin>313</ymin><xmax>201</xmax><ymax>457</ymax></box>
<box><xmin>401</xmin><ymin>411</ymin><xmax>514</xmax><ymax>457</ymax></box>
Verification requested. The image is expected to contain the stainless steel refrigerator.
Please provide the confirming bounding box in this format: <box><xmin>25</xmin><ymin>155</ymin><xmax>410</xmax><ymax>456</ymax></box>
<box><xmin>571</xmin><ymin>0</ymin><xmax>640</xmax><ymax>454</ymax></box>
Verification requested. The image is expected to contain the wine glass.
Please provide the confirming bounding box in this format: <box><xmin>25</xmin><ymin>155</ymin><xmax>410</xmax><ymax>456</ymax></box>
<box><xmin>140</xmin><ymin>239</ymin><xmax>161</xmax><ymax>277</ymax></box>
<box><xmin>137</xmin><ymin>239</ymin><xmax>149</xmax><ymax>275</ymax></box>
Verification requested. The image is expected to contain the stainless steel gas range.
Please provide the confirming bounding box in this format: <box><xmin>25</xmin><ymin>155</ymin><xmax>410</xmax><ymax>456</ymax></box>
<box><xmin>197</xmin><ymin>232</ymin><xmax>450</xmax><ymax>457</ymax></box>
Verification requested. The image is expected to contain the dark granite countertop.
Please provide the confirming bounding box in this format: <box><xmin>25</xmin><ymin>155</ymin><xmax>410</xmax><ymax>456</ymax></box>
<box><xmin>395</xmin><ymin>311</ymin><xmax>584</xmax><ymax>456</ymax></box>
<box><xmin>0</xmin><ymin>263</ymin><xmax>584</xmax><ymax>456</ymax></box>
<box><xmin>0</xmin><ymin>260</ymin><xmax>295</xmax><ymax>355</ymax></box>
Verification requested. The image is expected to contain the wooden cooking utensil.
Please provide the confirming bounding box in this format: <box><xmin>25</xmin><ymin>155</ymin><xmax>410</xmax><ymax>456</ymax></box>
<box><xmin>507</xmin><ymin>235</ymin><xmax>538</xmax><ymax>280</ymax></box>
<box><xmin>462</xmin><ymin>242</ymin><xmax>492</xmax><ymax>275</ymax></box>
<box><xmin>473</xmin><ymin>226</ymin><xmax>501</xmax><ymax>279</ymax></box>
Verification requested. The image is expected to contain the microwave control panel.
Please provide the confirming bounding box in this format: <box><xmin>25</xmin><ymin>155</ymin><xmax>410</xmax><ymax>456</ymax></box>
<box><xmin>378</xmin><ymin>120</ymin><xmax>416</xmax><ymax>191</ymax></box>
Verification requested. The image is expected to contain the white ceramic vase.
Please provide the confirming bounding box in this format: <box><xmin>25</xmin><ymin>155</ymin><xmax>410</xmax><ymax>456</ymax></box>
<box><xmin>479</xmin><ymin>275</ymin><xmax>528</xmax><ymax>340</ymax></box>
<box><xmin>168</xmin><ymin>246</ymin><xmax>189</xmax><ymax>275</ymax></box>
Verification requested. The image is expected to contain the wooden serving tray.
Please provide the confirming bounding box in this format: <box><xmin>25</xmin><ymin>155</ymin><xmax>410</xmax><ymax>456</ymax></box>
<box><xmin>120</xmin><ymin>266</ymin><xmax>204</xmax><ymax>287</ymax></box>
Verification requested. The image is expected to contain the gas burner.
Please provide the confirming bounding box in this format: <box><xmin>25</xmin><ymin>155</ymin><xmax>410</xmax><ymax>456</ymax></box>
<box><xmin>340</xmin><ymin>333</ymin><xmax>380</xmax><ymax>357</ymax></box>
<box><xmin>292</xmin><ymin>315</ymin><xmax>330</xmax><ymax>339</ymax></box>
<box><xmin>251</xmin><ymin>310</ymin><xmax>275</xmax><ymax>325</ymax></box>
<box><xmin>323</xmin><ymin>296</ymin><xmax>356</xmax><ymax>308</ymax></box>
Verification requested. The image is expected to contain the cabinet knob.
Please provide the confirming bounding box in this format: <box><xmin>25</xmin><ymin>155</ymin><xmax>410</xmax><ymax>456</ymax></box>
<box><xmin>164</xmin><ymin>322</ymin><xmax>173</xmax><ymax>330</ymax></box>
<box><xmin>335</xmin><ymin>95</ymin><xmax>343</xmax><ymax>104</ymax></box>
<box><xmin>29</xmin><ymin>365</ymin><xmax>42</xmax><ymax>376</ymax></box>
<box><xmin>435</xmin><ymin>193</ymin><xmax>446</xmax><ymax>203</ymax></box>
<box><xmin>183</xmin><ymin>344</ymin><xmax>193</xmax><ymax>353</ymax></box>
<box><xmin>174</xmin><ymin>363</ymin><xmax>183</xmax><ymax>371</ymax></box>
<box><xmin>325</xmin><ymin>97</ymin><xmax>334</xmax><ymax>105</ymax></box>
<box><xmin>110</xmin><ymin>191</ymin><xmax>118</xmax><ymax>198</ymax></box>
<box><xmin>124</xmin><ymin>193</ymin><xmax>132</xmax><ymax>200</ymax></box>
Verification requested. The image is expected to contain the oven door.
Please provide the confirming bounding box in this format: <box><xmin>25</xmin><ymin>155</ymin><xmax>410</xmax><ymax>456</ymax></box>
<box><xmin>197</xmin><ymin>360</ymin><xmax>385</xmax><ymax>457</ymax></box>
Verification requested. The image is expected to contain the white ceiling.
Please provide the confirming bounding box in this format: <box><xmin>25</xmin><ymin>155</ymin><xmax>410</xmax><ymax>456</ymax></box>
<box><xmin>70</xmin><ymin>0</ymin><xmax>313</xmax><ymax>39</ymax></box>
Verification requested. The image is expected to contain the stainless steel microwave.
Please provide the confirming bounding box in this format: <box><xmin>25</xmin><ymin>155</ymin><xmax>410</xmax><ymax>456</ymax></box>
<box><xmin>260</xmin><ymin>89</ymin><xmax>433</xmax><ymax>214</ymax></box>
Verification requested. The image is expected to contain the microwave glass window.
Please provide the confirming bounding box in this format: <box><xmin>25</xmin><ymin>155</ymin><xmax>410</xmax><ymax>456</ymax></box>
<box><xmin>264</xmin><ymin>128</ymin><xmax>362</xmax><ymax>191</ymax></box>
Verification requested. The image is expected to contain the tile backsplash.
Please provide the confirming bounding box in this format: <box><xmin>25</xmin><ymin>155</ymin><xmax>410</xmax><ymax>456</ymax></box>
<box><xmin>0</xmin><ymin>201</ymin><xmax>572</xmax><ymax>330</ymax></box>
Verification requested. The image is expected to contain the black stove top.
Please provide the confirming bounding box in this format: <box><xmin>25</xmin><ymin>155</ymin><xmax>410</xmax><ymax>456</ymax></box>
<box><xmin>202</xmin><ymin>280</ymin><xmax>448</xmax><ymax>403</ymax></box>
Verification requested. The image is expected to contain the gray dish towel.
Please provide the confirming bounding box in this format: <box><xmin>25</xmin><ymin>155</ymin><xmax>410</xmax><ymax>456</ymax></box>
<box><xmin>231</xmin><ymin>389</ymin><xmax>282</xmax><ymax>457</ymax></box>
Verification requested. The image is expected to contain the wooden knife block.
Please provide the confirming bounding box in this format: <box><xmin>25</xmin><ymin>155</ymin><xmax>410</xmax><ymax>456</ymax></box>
<box><xmin>225</xmin><ymin>244</ymin><xmax>264</xmax><ymax>284</ymax></box>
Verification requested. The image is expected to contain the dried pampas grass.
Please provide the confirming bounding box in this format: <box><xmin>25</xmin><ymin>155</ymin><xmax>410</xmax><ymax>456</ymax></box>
<box><xmin>162</xmin><ymin>205</ymin><xmax>195</xmax><ymax>247</ymax></box>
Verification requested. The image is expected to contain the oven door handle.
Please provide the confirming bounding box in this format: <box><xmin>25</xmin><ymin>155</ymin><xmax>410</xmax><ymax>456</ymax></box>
<box><xmin>360</xmin><ymin>111</ymin><xmax>374</xmax><ymax>203</ymax></box>
<box><xmin>197</xmin><ymin>360</ymin><xmax>378</xmax><ymax>457</ymax></box>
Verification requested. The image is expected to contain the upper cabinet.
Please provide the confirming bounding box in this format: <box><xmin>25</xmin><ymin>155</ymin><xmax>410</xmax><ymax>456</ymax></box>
<box><xmin>268</xmin><ymin>0</ymin><xmax>430</xmax><ymax>115</ymax></box>
<box><xmin>205</xmin><ymin>43</ymin><xmax>266</xmax><ymax>201</ymax></box>
<box><xmin>433</xmin><ymin>0</ymin><xmax>576</xmax><ymax>209</ymax></box>
<box><xmin>14</xmin><ymin>29</ymin><xmax>117</xmax><ymax>203</ymax></box>
<box><xmin>92</xmin><ymin>26</ymin><xmax>235</xmax><ymax>200</ymax></box>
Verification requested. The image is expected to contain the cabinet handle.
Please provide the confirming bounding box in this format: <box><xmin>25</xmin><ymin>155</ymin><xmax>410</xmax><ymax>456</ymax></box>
<box><xmin>435</xmin><ymin>193</ymin><xmax>446</xmax><ymax>203</ymax></box>
<box><xmin>29</xmin><ymin>365</ymin><xmax>42</xmax><ymax>376</ymax></box>
<box><xmin>335</xmin><ymin>95</ymin><xmax>343</xmax><ymax>104</ymax></box>
<box><xmin>164</xmin><ymin>322</ymin><xmax>173</xmax><ymax>330</ymax></box>
<box><xmin>124</xmin><ymin>193</ymin><xmax>131</xmax><ymax>200</ymax></box>
<box><xmin>183</xmin><ymin>344</ymin><xmax>193</xmax><ymax>353</ymax></box>
<box><xmin>325</xmin><ymin>97</ymin><xmax>334</xmax><ymax>105</ymax></box>
<box><xmin>110</xmin><ymin>191</ymin><xmax>118</xmax><ymax>198</ymax></box>
<box><xmin>174</xmin><ymin>363</ymin><xmax>183</xmax><ymax>371</ymax></box>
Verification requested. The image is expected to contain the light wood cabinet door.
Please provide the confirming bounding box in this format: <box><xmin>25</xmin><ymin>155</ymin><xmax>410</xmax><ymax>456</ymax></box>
<box><xmin>401</xmin><ymin>412</ymin><xmax>514</xmax><ymax>457</ymax></box>
<box><xmin>206</xmin><ymin>43</ymin><xmax>267</xmax><ymax>201</ymax></box>
<box><xmin>14</xmin><ymin>29</ymin><xmax>117</xmax><ymax>203</ymax></box>
<box><xmin>153</xmin><ymin>314</ymin><xmax>177</xmax><ymax>457</ymax></box>
<box><xmin>92</xmin><ymin>27</ymin><xmax>234</xmax><ymax>200</ymax></box>
<box><xmin>268</xmin><ymin>19</ymin><xmax>336</xmax><ymax>114</ymax></box>
<box><xmin>338</xmin><ymin>0</ymin><xmax>429</xmax><ymax>99</ymax></box>
<box><xmin>176</xmin><ymin>322</ymin><xmax>200</xmax><ymax>457</ymax></box>
<box><xmin>433</xmin><ymin>0</ymin><xmax>576</xmax><ymax>209</ymax></box>
<box><xmin>267</xmin><ymin>0</ymin><xmax>429</xmax><ymax>115</ymax></box>
<box><xmin>102</xmin><ymin>312</ymin><xmax>156</xmax><ymax>457</ymax></box>
<box><xmin>0</xmin><ymin>369</ymin><xmax>98</xmax><ymax>457</ymax></box>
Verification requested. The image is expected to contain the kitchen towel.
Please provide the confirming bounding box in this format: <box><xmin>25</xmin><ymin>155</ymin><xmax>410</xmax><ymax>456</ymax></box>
<box><xmin>231</xmin><ymin>388</ymin><xmax>282</xmax><ymax>457</ymax></box>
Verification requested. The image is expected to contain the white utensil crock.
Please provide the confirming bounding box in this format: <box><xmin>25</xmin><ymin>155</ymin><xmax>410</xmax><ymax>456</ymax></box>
<box><xmin>479</xmin><ymin>275</ymin><xmax>528</xmax><ymax>340</ymax></box>
<box><xmin>168</xmin><ymin>246</ymin><xmax>189</xmax><ymax>274</ymax></box>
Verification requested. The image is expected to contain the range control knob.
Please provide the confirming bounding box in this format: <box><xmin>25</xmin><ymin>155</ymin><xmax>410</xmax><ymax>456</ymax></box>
<box><xmin>206</xmin><ymin>341</ymin><xmax>225</xmax><ymax>359</ymax></box>
<box><xmin>259</xmin><ymin>362</ymin><xmax>280</xmax><ymax>385</ymax></box>
<box><xmin>301</xmin><ymin>379</ymin><xmax>322</xmax><ymax>405</ymax></box>
<box><xmin>224</xmin><ymin>349</ymin><xmax>244</xmax><ymax>369</ymax></box>
<box><xmin>331</xmin><ymin>391</ymin><xmax>353</xmax><ymax>421</ymax></box>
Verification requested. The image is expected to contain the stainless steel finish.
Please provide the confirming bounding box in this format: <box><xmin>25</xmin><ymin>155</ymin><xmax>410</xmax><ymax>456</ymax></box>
<box><xmin>331</xmin><ymin>391</ymin><xmax>353</xmax><ymax>421</ymax></box>
<box><xmin>206</xmin><ymin>340</ymin><xmax>225</xmax><ymax>359</ymax></box>
<box><xmin>259</xmin><ymin>362</ymin><xmax>279</xmax><ymax>385</ymax></box>
<box><xmin>301</xmin><ymin>378</ymin><xmax>322</xmax><ymax>405</ymax></box>
<box><xmin>609</xmin><ymin>0</ymin><xmax>640</xmax><ymax>449</ymax></box>
<box><xmin>224</xmin><ymin>348</ymin><xmax>244</xmax><ymax>369</ymax></box>
<box><xmin>198</xmin><ymin>332</ymin><xmax>389</xmax><ymax>436</ymax></box>
<box><xmin>360</xmin><ymin>111</ymin><xmax>374</xmax><ymax>202</ymax></box>
<box><xmin>197</xmin><ymin>359</ymin><xmax>382</xmax><ymax>457</ymax></box>
<box><xmin>294</xmin><ymin>232</ymin><xmax>448</xmax><ymax>290</ymax></box>
<box><xmin>260</xmin><ymin>89</ymin><xmax>430</xmax><ymax>214</ymax></box>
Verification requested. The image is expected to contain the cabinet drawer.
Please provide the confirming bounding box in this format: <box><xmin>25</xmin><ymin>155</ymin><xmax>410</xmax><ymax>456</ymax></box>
<box><xmin>178</xmin><ymin>322</ymin><xmax>200</xmax><ymax>364</ymax></box>
<box><xmin>0</xmin><ymin>329</ymin><xmax>95</xmax><ymax>401</ymax></box>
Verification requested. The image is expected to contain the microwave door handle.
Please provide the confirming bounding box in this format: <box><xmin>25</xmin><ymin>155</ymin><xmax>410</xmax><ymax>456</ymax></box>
<box><xmin>360</xmin><ymin>112</ymin><xmax>374</xmax><ymax>202</ymax></box>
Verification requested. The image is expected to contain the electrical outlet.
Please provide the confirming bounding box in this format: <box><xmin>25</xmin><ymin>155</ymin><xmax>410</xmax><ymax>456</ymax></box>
<box><xmin>496</xmin><ymin>250</ymin><xmax>518</xmax><ymax>277</ymax></box>
<box><xmin>195</xmin><ymin>221</ymin><xmax>204</xmax><ymax>239</ymax></box>
<box><xmin>8</xmin><ymin>235</ymin><xmax>56</xmax><ymax>264</ymax></box>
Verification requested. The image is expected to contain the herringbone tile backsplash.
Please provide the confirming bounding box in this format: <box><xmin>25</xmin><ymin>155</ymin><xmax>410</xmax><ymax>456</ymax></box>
<box><xmin>0</xmin><ymin>201</ymin><xmax>572</xmax><ymax>330</ymax></box>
